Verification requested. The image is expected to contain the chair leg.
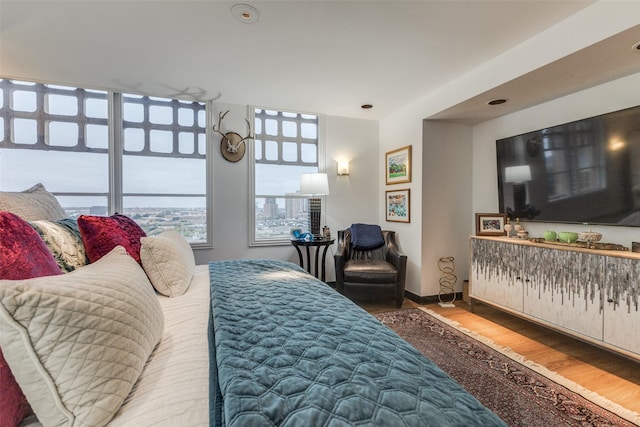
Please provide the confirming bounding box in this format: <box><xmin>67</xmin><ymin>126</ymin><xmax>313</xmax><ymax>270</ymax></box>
<box><xmin>395</xmin><ymin>296</ymin><xmax>403</xmax><ymax>308</ymax></box>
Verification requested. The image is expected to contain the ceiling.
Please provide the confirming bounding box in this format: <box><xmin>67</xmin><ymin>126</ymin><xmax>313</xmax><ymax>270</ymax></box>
<box><xmin>1</xmin><ymin>1</ymin><xmax>637</xmax><ymax>122</ymax></box>
<box><xmin>430</xmin><ymin>22</ymin><xmax>640</xmax><ymax>124</ymax></box>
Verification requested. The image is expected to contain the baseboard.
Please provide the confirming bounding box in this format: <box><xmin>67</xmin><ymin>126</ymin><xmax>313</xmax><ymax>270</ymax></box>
<box><xmin>328</xmin><ymin>283</ymin><xmax>463</xmax><ymax>306</ymax></box>
<box><xmin>404</xmin><ymin>291</ymin><xmax>463</xmax><ymax>305</ymax></box>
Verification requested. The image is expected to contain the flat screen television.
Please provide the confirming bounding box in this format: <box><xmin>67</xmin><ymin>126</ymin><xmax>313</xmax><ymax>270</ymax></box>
<box><xmin>496</xmin><ymin>105</ymin><xmax>640</xmax><ymax>226</ymax></box>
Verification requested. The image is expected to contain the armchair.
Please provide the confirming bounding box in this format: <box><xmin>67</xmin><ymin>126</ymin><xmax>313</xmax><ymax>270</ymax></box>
<box><xmin>334</xmin><ymin>228</ymin><xmax>407</xmax><ymax>308</ymax></box>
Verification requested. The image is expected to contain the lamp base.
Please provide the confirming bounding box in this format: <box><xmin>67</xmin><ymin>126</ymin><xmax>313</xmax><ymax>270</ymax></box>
<box><xmin>308</xmin><ymin>197</ymin><xmax>322</xmax><ymax>239</ymax></box>
<box><xmin>438</xmin><ymin>302</ymin><xmax>456</xmax><ymax>308</ymax></box>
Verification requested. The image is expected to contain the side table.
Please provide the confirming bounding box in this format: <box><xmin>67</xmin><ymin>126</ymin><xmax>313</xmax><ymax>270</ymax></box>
<box><xmin>290</xmin><ymin>238</ymin><xmax>335</xmax><ymax>282</ymax></box>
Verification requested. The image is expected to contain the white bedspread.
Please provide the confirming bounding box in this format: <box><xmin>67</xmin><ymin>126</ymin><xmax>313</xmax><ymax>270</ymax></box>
<box><xmin>109</xmin><ymin>265</ymin><xmax>210</xmax><ymax>426</ymax></box>
<box><xmin>21</xmin><ymin>265</ymin><xmax>211</xmax><ymax>427</ymax></box>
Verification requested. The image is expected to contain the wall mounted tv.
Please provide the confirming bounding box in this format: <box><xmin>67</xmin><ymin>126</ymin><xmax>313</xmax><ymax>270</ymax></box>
<box><xmin>496</xmin><ymin>105</ymin><xmax>640</xmax><ymax>226</ymax></box>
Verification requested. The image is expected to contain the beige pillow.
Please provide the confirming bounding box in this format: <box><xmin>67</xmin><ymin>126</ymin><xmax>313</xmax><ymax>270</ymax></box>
<box><xmin>0</xmin><ymin>183</ymin><xmax>67</xmax><ymax>221</ymax></box>
<box><xmin>140</xmin><ymin>230</ymin><xmax>195</xmax><ymax>297</ymax></box>
<box><xmin>0</xmin><ymin>246</ymin><xmax>164</xmax><ymax>427</ymax></box>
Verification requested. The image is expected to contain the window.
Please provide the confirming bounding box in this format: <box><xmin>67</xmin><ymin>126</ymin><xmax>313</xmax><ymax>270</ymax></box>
<box><xmin>0</xmin><ymin>79</ymin><xmax>210</xmax><ymax>245</ymax></box>
<box><xmin>120</xmin><ymin>94</ymin><xmax>208</xmax><ymax>243</ymax></box>
<box><xmin>250</xmin><ymin>108</ymin><xmax>323</xmax><ymax>245</ymax></box>
<box><xmin>0</xmin><ymin>80</ymin><xmax>110</xmax><ymax>211</ymax></box>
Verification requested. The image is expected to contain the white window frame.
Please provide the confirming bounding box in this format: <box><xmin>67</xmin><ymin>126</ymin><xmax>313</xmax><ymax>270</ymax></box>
<box><xmin>0</xmin><ymin>79</ymin><xmax>213</xmax><ymax>248</ymax></box>
<box><xmin>248</xmin><ymin>105</ymin><xmax>325</xmax><ymax>246</ymax></box>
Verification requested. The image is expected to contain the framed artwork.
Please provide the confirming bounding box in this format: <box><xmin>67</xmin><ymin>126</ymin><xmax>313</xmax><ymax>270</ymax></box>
<box><xmin>475</xmin><ymin>213</ymin><xmax>507</xmax><ymax>236</ymax></box>
<box><xmin>386</xmin><ymin>189</ymin><xmax>410</xmax><ymax>223</ymax></box>
<box><xmin>385</xmin><ymin>145</ymin><xmax>412</xmax><ymax>185</ymax></box>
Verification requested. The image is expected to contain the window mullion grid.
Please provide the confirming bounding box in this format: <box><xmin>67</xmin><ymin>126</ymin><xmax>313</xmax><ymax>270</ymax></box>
<box><xmin>1</xmin><ymin>81</ymin><xmax>9</xmax><ymax>144</ymax></box>
<box><xmin>36</xmin><ymin>84</ymin><xmax>47</xmax><ymax>146</ymax></box>
<box><xmin>144</xmin><ymin>98</ymin><xmax>151</xmax><ymax>155</ymax></box>
<box><xmin>76</xmin><ymin>88</ymin><xmax>85</xmax><ymax>149</ymax></box>
<box><xmin>172</xmin><ymin>99</ymin><xmax>179</xmax><ymax>155</ymax></box>
<box><xmin>110</xmin><ymin>92</ymin><xmax>123</xmax><ymax>214</ymax></box>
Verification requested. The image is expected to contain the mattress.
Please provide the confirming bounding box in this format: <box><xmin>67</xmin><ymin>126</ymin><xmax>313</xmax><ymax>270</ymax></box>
<box><xmin>20</xmin><ymin>265</ymin><xmax>211</xmax><ymax>427</ymax></box>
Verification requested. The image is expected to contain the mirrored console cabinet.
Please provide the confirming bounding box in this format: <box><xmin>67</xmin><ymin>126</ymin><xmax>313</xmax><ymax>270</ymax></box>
<box><xmin>470</xmin><ymin>236</ymin><xmax>640</xmax><ymax>361</ymax></box>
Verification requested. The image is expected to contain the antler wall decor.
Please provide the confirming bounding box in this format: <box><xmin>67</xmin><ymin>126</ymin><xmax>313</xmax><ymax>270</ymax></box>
<box><xmin>212</xmin><ymin>110</ymin><xmax>254</xmax><ymax>162</ymax></box>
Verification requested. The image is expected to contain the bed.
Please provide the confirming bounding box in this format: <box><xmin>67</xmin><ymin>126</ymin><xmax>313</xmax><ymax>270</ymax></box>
<box><xmin>0</xmin><ymin>184</ymin><xmax>506</xmax><ymax>427</ymax></box>
<box><xmin>208</xmin><ymin>259</ymin><xmax>506</xmax><ymax>426</ymax></box>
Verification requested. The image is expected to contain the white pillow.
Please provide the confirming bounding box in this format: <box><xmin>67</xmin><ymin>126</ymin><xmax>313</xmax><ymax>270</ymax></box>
<box><xmin>0</xmin><ymin>246</ymin><xmax>164</xmax><ymax>427</ymax></box>
<box><xmin>140</xmin><ymin>229</ymin><xmax>195</xmax><ymax>297</ymax></box>
<box><xmin>0</xmin><ymin>183</ymin><xmax>66</xmax><ymax>221</ymax></box>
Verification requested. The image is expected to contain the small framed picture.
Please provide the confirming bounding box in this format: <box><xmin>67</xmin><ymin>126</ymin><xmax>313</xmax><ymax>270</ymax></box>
<box><xmin>386</xmin><ymin>189</ymin><xmax>410</xmax><ymax>223</ymax></box>
<box><xmin>475</xmin><ymin>213</ymin><xmax>507</xmax><ymax>236</ymax></box>
<box><xmin>385</xmin><ymin>145</ymin><xmax>412</xmax><ymax>185</ymax></box>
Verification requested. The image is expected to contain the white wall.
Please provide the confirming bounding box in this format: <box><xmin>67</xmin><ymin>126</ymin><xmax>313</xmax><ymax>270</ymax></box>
<box><xmin>324</xmin><ymin>114</ymin><xmax>380</xmax><ymax>281</ymax></box>
<box><xmin>422</xmin><ymin>122</ymin><xmax>473</xmax><ymax>296</ymax></box>
<box><xmin>378</xmin><ymin>2</ymin><xmax>640</xmax><ymax>298</ymax></box>
<box><xmin>324</xmin><ymin>115</ymin><xmax>380</xmax><ymax>227</ymax></box>
<box><xmin>194</xmin><ymin>104</ymin><xmax>379</xmax><ymax>283</ymax></box>
<box><xmin>379</xmin><ymin>108</ymin><xmax>423</xmax><ymax>296</ymax></box>
<box><xmin>472</xmin><ymin>71</ymin><xmax>640</xmax><ymax>249</ymax></box>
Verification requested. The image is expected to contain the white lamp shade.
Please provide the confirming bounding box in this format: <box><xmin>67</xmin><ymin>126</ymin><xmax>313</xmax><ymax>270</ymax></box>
<box><xmin>300</xmin><ymin>173</ymin><xmax>330</xmax><ymax>196</ymax></box>
<box><xmin>505</xmin><ymin>165</ymin><xmax>532</xmax><ymax>183</ymax></box>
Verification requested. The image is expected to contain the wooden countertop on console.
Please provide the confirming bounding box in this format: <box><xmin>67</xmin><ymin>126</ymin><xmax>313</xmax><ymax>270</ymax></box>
<box><xmin>471</xmin><ymin>235</ymin><xmax>640</xmax><ymax>260</ymax></box>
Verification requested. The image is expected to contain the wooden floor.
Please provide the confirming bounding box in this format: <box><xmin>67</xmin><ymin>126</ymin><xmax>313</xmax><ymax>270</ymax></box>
<box><xmin>358</xmin><ymin>297</ymin><xmax>640</xmax><ymax>416</ymax></box>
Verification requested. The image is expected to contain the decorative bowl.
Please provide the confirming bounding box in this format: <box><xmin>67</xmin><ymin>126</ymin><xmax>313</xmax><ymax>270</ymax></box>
<box><xmin>578</xmin><ymin>230</ymin><xmax>602</xmax><ymax>243</ymax></box>
<box><xmin>558</xmin><ymin>231</ymin><xmax>579</xmax><ymax>243</ymax></box>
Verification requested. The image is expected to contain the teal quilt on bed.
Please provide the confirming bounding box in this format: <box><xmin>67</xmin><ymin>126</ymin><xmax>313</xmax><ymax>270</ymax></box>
<box><xmin>208</xmin><ymin>259</ymin><xmax>506</xmax><ymax>427</ymax></box>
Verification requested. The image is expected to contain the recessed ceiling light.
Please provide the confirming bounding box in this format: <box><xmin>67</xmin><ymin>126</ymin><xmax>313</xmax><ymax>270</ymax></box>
<box><xmin>633</xmin><ymin>41</ymin><xmax>640</xmax><ymax>51</ymax></box>
<box><xmin>361</xmin><ymin>104</ymin><xmax>373</xmax><ymax>109</ymax></box>
<box><xmin>231</xmin><ymin>4</ymin><xmax>260</xmax><ymax>24</ymax></box>
<box><xmin>487</xmin><ymin>99</ymin><xmax>507</xmax><ymax>106</ymax></box>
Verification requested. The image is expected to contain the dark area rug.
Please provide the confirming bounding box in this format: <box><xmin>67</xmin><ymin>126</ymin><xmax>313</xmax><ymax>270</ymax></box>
<box><xmin>375</xmin><ymin>308</ymin><xmax>639</xmax><ymax>427</ymax></box>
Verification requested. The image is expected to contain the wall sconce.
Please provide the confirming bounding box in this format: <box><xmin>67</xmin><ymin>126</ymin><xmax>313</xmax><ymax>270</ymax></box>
<box><xmin>337</xmin><ymin>160</ymin><xmax>350</xmax><ymax>176</ymax></box>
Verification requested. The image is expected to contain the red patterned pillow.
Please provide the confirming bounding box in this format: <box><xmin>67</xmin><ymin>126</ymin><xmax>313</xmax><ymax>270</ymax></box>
<box><xmin>78</xmin><ymin>213</ymin><xmax>147</xmax><ymax>264</ymax></box>
<box><xmin>0</xmin><ymin>212</ymin><xmax>62</xmax><ymax>279</ymax></box>
<box><xmin>0</xmin><ymin>351</ymin><xmax>32</xmax><ymax>427</ymax></box>
<box><xmin>0</xmin><ymin>211</ymin><xmax>62</xmax><ymax>427</ymax></box>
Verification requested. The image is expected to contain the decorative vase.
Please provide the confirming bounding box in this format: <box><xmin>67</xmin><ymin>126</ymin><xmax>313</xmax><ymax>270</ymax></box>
<box><xmin>514</xmin><ymin>218</ymin><xmax>523</xmax><ymax>233</ymax></box>
<box><xmin>558</xmin><ymin>231</ymin><xmax>579</xmax><ymax>243</ymax></box>
<box><xmin>543</xmin><ymin>230</ymin><xmax>557</xmax><ymax>241</ymax></box>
